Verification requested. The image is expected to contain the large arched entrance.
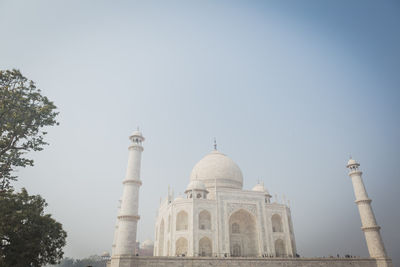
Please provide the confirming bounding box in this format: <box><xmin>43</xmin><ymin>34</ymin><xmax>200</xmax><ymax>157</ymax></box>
<box><xmin>229</xmin><ymin>209</ymin><xmax>259</xmax><ymax>257</ymax></box>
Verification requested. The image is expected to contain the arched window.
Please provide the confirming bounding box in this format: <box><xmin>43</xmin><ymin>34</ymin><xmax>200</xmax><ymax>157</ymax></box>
<box><xmin>199</xmin><ymin>237</ymin><xmax>212</xmax><ymax>256</ymax></box>
<box><xmin>231</xmin><ymin>223</ymin><xmax>240</xmax><ymax>233</ymax></box>
<box><xmin>176</xmin><ymin>211</ymin><xmax>188</xmax><ymax>231</ymax></box>
<box><xmin>275</xmin><ymin>239</ymin><xmax>286</xmax><ymax>257</ymax></box>
<box><xmin>272</xmin><ymin>214</ymin><xmax>283</xmax><ymax>232</ymax></box>
<box><xmin>232</xmin><ymin>244</ymin><xmax>241</xmax><ymax>257</ymax></box>
<box><xmin>158</xmin><ymin>219</ymin><xmax>165</xmax><ymax>256</ymax></box>
<box><xmin>199</xmin><ymin>210</ymin><xmax>211</xmax><ymax>230</ymax></box>
<box><xmin>175</xmin><ymin>237</ymin><xmax>188</xmax><ymax>256</ymax></box>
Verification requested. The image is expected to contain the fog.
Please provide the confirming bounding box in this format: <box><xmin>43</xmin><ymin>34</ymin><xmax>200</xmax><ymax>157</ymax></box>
<box><xmin>1</xmin><ymin>0</ymin><xmax>399</xmax><ymax>265</ymax></box>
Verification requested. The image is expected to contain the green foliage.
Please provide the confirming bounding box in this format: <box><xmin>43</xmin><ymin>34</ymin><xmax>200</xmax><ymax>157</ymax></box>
<box><xmin>0</xmin><ymin>69</ymin><xmax>59</xmax><ymax>190</ymax></box>
<box><xmin>0</xmin><ymin>188</ymin><xmax>67</xmax><ymax>267</ymax></box>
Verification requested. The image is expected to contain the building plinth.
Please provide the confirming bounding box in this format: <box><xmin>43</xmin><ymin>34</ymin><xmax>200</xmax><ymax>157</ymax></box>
<box><xmin>107</xmin><ymin>256</ymin><xmax>392</xmax><ymax>267</ymax></box>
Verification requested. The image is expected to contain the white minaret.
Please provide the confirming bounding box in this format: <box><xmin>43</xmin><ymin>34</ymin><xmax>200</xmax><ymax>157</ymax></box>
<box><xmin>113</xmin><ymin>130</ymin><xmax>145</xmax><ymax>258</ymax></box>
<box><xmin>346</xmin><ymin>158</ymin><xmax>387</xmax><ymax>259</ymax></box>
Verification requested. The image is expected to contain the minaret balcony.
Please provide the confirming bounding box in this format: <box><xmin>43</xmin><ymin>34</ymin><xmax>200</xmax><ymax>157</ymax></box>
<box><xmin>361</xmin><ymin>225</ymin><xmax>381</xmax><ymax>232</ymax></box>
<box><xmin>355</xmin><ymin>198</ymin><xmax>372</xmax><ymax>204</ymax></box>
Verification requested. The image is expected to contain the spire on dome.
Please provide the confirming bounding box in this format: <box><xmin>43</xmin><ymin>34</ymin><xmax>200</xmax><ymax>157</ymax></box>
<box><xmin>213</xmin><ymin>138</ymin><xmax>217</xmax><ymax>150</ymax></box>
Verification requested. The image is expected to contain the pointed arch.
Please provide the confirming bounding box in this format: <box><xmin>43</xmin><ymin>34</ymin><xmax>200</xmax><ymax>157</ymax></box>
<box><xmin>176</xmin><ymin>210</ymin><xmax>188</xmax><ymax>231</ymax></box>
<box><xmin>199</xmin><ymin>210</ymin><xmax>211</xmax><ymax>230</ymax></box>
<box><xmin>175</xmin><ymin>237</ymin><xmax>188</xmax><ymax>256</ymax></box>
<box><xmin>229</xmin><ymin>209</ymin><xmax>259</xmax><ymax>257</ymax></box>
<box><xmin>199</xmin><ymin>237</ymin><xmax>212</xmax><ymax>256</ymax></box>
<box><xmin>272</xmin><ymin>214</ymin><xmax>283</xmax><ymax>232</ymax></box>
<box><xmin>275</xmin><ymin>239</ymin><xmax>286</xmax><ymax>257</ymax></box>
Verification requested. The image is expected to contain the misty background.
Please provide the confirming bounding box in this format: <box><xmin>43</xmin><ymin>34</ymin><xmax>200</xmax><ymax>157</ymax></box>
<box><xmin>1</xmin><ymin>0</ymin><xmax>399</xmax><ymax>265</ymax></box>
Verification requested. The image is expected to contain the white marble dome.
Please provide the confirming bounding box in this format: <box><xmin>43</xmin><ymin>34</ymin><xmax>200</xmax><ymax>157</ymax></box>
<box><xmin>190</xmin><ymin>150</ymin><xmax>243</xmax><ymax>190</ymax></box>
<box><xmin>347</xmin><ymin>158</ymin><xmax>359</xmax><ymax>167</ymax></box>
<box><xmin>130</xmin><ymin>129</ymin><xmax>145</xmax><ymax>141</ymax></box>
<box><xmin>185</xmin><ymin>179</ymin><xmax>207</xmax><ymax>192</ymax></box>
<box><xmin>174</xmin><ymin>196</ymin><xmax>185</xmax><ymax>202</ymax></box>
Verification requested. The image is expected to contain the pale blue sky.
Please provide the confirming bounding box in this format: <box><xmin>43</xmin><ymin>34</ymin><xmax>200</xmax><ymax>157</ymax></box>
<box><xmin>1</xmin><ymin>0</ymin><xmax>399</xmax><ymax>264</ymax></box>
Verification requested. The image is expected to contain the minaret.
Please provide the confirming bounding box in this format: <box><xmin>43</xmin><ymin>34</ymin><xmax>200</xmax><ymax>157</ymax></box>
<box><xmin>113</xmin><ymin>130</ymin><xmax>145</xmax><ymax>258</ymax></box>
<box><xmin>346</xmin><ymin>158</ymin><xmax>387</xmax><ymax>259</ymax></box>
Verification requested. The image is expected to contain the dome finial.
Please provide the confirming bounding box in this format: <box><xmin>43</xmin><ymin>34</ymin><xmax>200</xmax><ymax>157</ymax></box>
<box><xmin>213</xmin><ymin>138</ymin><xmax>217</xmax><ymax>150</ymax></box>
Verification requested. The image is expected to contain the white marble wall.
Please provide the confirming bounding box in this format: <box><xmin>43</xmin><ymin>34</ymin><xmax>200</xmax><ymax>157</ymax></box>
<box><xmin>154</xmin><ymin>188</ymin><xmax>296</xmax><ymax>258</ymax></box>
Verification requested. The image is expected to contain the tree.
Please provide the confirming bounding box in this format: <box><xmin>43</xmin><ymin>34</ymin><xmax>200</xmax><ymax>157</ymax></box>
<box><xmin>0</xmin><ymin>69</ymin><xmax>66</xmax><ymax>266</ymax></box>
<box><xmin>0</xmin><ymin>69</ymin><xmax>59</xmax><ymax>190</ymax></box>
<box><xmin>0</xmin><ymin>188</ymin><xmax>67</xmax><ymax>267</ymax></box>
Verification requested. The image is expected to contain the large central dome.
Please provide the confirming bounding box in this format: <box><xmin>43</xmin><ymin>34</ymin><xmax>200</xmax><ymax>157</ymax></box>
<box><xmin>189</xmin><ymin>150</ymin><xmax>243</xmax><ymax>190</ymax></box>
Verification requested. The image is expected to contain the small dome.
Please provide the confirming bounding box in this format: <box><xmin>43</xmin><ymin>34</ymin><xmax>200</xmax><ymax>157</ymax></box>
<box><xmin>130</xmin><ymin>129</ymin><xmax>145</xmax><ymax>141</ymax></box>
<box><xmin>174</xmin><ymin>196</ymin><xmax>185</xmax><ymax>201</ymax></box>
<box><xmin>141</xmin><ymin>239</ymin><xmax>154</xmax><ymax>248</ymax></box>
<box><xmin>347</xmin><ymin>158</ymin><xmax>359</xmax><ymax>167</ymax></box>
<box><xmin>190</xmin><ymin>150</ymin><xmax>243</xmax><ymax>190</ymax></box>
<box><xmin>131</xmin><ymin>130</ymin><xmax>142</xmax><ymax>137</ymax></box>
<box><xmin>185</xmin><ymin>180</ymin><xmax>207</xmax><ymax>192</ymax></box>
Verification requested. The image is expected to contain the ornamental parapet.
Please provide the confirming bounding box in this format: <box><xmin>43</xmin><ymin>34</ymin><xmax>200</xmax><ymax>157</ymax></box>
<box><xmin>355</xmin><ymin>198</ymin><xmax>372</xmax><ymax>204</ymax></box>
<box><xmin>118</xmin><ymin>215</ymin><xmax>140</xmax><ymax>221</ymax></box>
<box><xmin>361</xmin><ymin>225</ymin><xmax>381</xmax><ymax>232</ymax></box>
<box><xmin>123</xmin><ymin>179</ymin><xmax>142</xmax><ymax>185</ymax></box>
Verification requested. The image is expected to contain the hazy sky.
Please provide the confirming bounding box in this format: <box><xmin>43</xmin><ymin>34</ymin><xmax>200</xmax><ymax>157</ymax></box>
<box><xmin>1</xmin><ymin>0</ymin><xmax>399</xmax><ymax>265</ymax></box>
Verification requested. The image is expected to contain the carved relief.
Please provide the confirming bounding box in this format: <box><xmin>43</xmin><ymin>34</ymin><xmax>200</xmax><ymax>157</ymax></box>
<box><xmin>227</xmin><ymin>203</ymin><xmax>257</xmax><ymax>217</ymax></box>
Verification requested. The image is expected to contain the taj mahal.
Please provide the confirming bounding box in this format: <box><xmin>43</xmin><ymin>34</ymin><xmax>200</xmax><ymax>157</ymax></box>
<box><xmin>153</xmin><ymin>141</ymin><xmax>296</xmax><ymax>258</ymax></box>
<box><xmin>108</xmin><ymin>130</ymin><xmax>392</xmax><ymax>267</ymax></box>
